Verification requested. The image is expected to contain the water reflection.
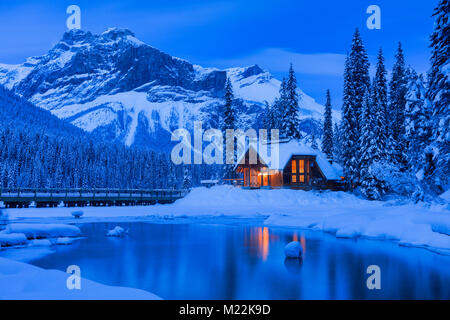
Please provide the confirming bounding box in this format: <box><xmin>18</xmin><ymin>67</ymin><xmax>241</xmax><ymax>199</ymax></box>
<box><xmin>284</xmin><ymin>258</ymin><xmax>303</xmax><ymax>274</ymax></box>
<box><xmin>292</xmin><ymin>232</ymin><xmax>307</xmax><ymax>256</ymax></box>
<box><xmin>244</xmin><ymin>227</ymin><xmax>279</xmax><ymax>261</ymax></box>
<box><xmin>19</xmin><ymin>222</ymin><xmax>450</xmax><ymax>300</ymax></box>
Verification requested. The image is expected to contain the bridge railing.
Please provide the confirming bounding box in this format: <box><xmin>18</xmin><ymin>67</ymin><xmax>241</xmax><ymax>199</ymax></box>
<box><xmin>0</xmin><ymin>188</ymin><xmax>190</xmax><ymax>199</ymax></box>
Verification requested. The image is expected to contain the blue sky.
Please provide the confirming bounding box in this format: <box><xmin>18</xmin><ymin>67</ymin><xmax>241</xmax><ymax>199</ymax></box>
<box><xmin>0</xmin><ymin>0</ymin><xmax>437</xmax><ymax>107</ymax></box>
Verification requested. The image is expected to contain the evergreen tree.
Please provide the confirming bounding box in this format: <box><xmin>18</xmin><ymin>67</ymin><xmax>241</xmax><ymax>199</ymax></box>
<box><xmin>341</xmin><ymin>29</ymin><xmax>371</xmax><ymax>188</ymax></box>
<box><xmin>360</xmin><ymin>89</ymin><xmax>375</xmax><ymax>177</ymax></box>
<box><xmin>405</xmin><ymin>69</ymin><xmax>433</xmax><ymax>175</ymax></box>
<box><xmin>321</xmin><ymin>89</ymin><xmax>334</xmax><ymax>160</ymax></box>
<box><xmin>281</xmin><ymin>64</ymin><xmax>302</xmax><ymax>140</ymax></box>
<box><xmin>360</xmin><ymin>88</ymin><xmax>383</xmax><ymax>200</ymax></box>
<box><xmin>310</xmin><ymin>132</ymin><xmax>318</xmax><ymax>150</ymax></box>
<box><xmin>348</xmin><ymin>29</ymin><xmax>371</xmax><ymax>138</ymax></box>
<box><xmin>426</xmin><ymin>0</ymin><xmax>449</xmax><ymax>192</ymax></box>
<box><xmin>341</xmin><ymin>55</ymin><xmax>359</xmax><ymax>187</ymax></box>
<box><xmin>372</xmin><ymin>48</ymin><xmax>391</xmax><ymax>161</ymax></box>
<box><xmin>262</xmin><ymin>101</ymin><xmax>276</xmax><ymax>136</ymax></box>
<box><xmin>183</xmin><ymin>167</ymin><xmax>192</xmax><ymax>189</ymax></box>
<box><xmin>221</xmin><ymin>78</ymin><xmax>237</xmax><ymax>180</ymax></box>
<box><xmin>389</xmin><ymin>42</ymin><xmax>408</xmax><ymax>166</ymax></box>
<box><xmin>271</xmin><ymin>79</ymin><xmax>288</xmax><ymax>135</ymax></box>
<box><xmin>222</xmin><ymin>78</ymin><xmax>236</xmax><ymax>132</ymax></box>
<box><xmin>333</xmin><ymin>123</ymin><xmax>343</xmax><ymax>164</ymax></box>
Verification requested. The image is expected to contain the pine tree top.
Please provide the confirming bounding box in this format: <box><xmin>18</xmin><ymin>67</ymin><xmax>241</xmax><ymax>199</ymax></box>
<box><xmin>325</xmin><ymin>89</ymin><xmax>331</xmax><ymax>107</ymax></box>
<box><xmin>375</xmin><ymin>48</ymin><xmax>388</xmax><ymax>86</ymax></box>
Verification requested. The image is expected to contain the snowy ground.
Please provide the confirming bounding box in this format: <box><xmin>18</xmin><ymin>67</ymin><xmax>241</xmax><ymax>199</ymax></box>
<box><xmin>3</xmin><ymin>186</ymin><xmax>450</xmax><ymax>253</ymax></box>
<box><xmin>0</xmin><ymin>257</ymin><xmax>160</xmax><ymax>300</ymax></box>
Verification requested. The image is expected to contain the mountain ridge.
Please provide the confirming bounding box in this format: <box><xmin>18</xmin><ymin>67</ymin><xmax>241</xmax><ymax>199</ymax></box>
<box><xmin>0</xmin><ymin>28</ymin><xmax>337</xmax><ymax>150</ymax></box>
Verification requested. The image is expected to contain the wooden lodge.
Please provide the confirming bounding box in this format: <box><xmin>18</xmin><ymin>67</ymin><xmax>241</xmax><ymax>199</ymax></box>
<box><xmin>235</xmin><ymin>140</ymin><xmax>345</xmax><ymax>190</ymax></box>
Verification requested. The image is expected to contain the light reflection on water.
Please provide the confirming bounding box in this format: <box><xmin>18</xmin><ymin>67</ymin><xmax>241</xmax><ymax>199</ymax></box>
<box><xmin>22</xmin><ymin>222</ymin><xmax>450</xmax><ymax>299</ymax></box>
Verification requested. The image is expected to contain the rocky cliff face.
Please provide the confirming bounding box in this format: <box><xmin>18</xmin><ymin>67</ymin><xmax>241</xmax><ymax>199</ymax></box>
<box><xmin>0</xmin><ymin>28</ymin><xmax>331</xmax><ymax>151</ymax></box>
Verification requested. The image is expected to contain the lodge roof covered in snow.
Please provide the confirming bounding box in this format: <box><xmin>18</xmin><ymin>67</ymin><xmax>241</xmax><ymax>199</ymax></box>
<box><xmin>236</xmin><ymin>140</ymin><xmax>343</xmax><ymax>181</ymax></box>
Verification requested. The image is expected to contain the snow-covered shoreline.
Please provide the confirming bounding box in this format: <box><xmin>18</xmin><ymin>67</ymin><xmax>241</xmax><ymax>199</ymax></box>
<box><xmin>3</xmin><ymin>186</ymin><xmax>450</xmax><ymax>253</ymax></box>
<box><xmin>0</xmin><ymin>257</ymin><xmax>161</xmax><ymax>300</ymax></box>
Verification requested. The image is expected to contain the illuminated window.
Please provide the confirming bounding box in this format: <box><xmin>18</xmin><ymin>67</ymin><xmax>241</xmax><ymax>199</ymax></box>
<box><xmin>299</xmin><ymin>175</ymin><xmax>305</xmax><ymax>183</ymax></box>
<box><xmin>292</xmin><ymin>175</ymin><xmax>297</xmax><ymax>183</ymax></box>
<box><xmin>291</xmin><ymin>160</ymin><xmax>297</xmax><ymax>173</ymax></box>
<box><xmin>263</xmin><ymin>173</ymin><xmax>268</xmax><ymax>186</ymax></box>
<box><xmin>299</xmin><ymin>160</ymin><xmax>304</xmax><ymax>173</ymax></box>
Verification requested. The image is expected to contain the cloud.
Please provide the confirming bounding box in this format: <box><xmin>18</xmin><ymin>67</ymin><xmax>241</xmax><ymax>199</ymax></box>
<box><xmin>210</xmin><ymin>48</ymin><xmax>347</xmax><ymax>76</ymax></box>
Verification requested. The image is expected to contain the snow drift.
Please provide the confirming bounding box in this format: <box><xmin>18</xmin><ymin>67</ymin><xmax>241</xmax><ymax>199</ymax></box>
<box><xmin>0</xmin><ymin>257</ymin><xmax>160</xmax><ymax>300</ymax></box>
<box><xmin>4</xmin><ymin>224</ymin><xmax>81</xmax><ymax>239</ymax></box>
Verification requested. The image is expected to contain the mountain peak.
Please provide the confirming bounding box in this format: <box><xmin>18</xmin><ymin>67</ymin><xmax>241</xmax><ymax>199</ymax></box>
<box><xmin>101</xmin><ymin>28</ymin><xmax>136</xmax><ymax>40</ymax></box>
<box><xmin>242</xmin><ymin>64</ymin><xmax>265</xmax><ymax>77</ymax></box>
<box><xmin>60</xmin><ymin>28</ymin><xmax>144</xmax><ymax>49</ymax></box>
<box><xmin>62</xmin><ymin>29</ymin><xmax>93</xmax><ymax>44</ymax></box>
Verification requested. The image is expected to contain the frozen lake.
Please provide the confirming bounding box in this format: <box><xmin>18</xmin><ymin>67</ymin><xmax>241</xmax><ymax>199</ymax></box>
<box><xmin>15</xmin><ymin>221</ymin><xmax>450</xmax><ymax>299</ymax></box>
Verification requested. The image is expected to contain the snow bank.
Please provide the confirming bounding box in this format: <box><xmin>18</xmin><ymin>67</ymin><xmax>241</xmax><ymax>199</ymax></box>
<box><xmin>56</xmin><ymin>237</ymin><xmax>74</xmax><ymax>245</ymax></box>
<box><xmin>0</xmin><ymin>224</ymin><xmax>82</xmax><ymax>248</ymax></box>
<box><xmin>0</xmin><ymin>257</ymin><xmax>161</xmax><ymax>300</ymax></box>
<box><xmin>4</xmin><ymin>224</ymin><xmax>81</xmax><ymax>239</ymax></box>
<box><xmin>0</xmin><ymin>233</ymin><xmax>27</xmax><ymax>247</ymax></box>
<box><xmin>107</xmin><ymin>226</ymin><xmax>127</xmax><ymax>237</ymax></box>
<box><xmin>0</xmin><ymin>209</ymin><xmax>8</xmax><ymax>231</ymax></box>
<box><xmin>29</xmin><ymin>239</ymin><xmax>52</xmax><ymax>247</ymax></box>
<box><xmin>284</xmin><ymin>241</ymin><xmax>303</xmax><ymax>258</ymax></box>
<box><xmin>440</xmin><ymin>189</ymin><xmax>450</xmax><ymax>202</ymax></box>
<box><xmin>71</xmin><ymin>211</ymin><xmax>84</xmax><ymax>219</ymax></box>
<box><xmin>4</xmin><ymin>186</ymin><xmax>450</xmax><ymax>252</ymax></box>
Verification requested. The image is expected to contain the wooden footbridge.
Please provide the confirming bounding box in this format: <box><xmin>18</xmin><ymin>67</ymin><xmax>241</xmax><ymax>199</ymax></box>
<box><xmin>0</xmin><ymin>188</ymin><xmax>190</xmax><ymax>208</ymax></box>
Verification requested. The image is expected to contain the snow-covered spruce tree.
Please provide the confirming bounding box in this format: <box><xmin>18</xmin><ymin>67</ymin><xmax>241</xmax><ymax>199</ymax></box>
<box><xmin>426</xmin><ymin>0</ymin><xmax>449</xmax><ymax>193</ymax></box>
<box><xmin>372</xmin><ymin>48</ymin><xmax>391</xmax><ymax>161</ymax></box>
<box><xmin>222</xmin><ymin>78</ymin><xmax>235</xmax><ymax>133</ymax></box>
<box><xmin>262</xmin><ymin>100</ymin><xmax>279</xmax><ymax>138</ymax></box>
<box><xmin>405</xmin><ymin>69</ymin><xmax>431</xmax><ymax>171</ymax></box>
<box><xmin>348</xmin><ymin>29</ymin><xmax>371</xmax><ymax>139</ymax></box>
<box><xmin>341</xmin><ymin>30</ymin><xmax>371</xmax><ymax>188</ymax></box>
<box><xmin>389</xmin><ymin>43</ymin><xmax>409</xmax><ymax>167</ymax></box>
<box><xmin>310</xmin><ymin>132</ymin><xmax>318</xmax><ymax>150</ymax></box>
<box><xmin>221</xmin><ymin>78</ymin><xmax>237</xmax><ymax>180</ymax></box>
<box><xmin>281</xmin><ymin>64</ymin><xmax>302</xmax><ymax>140</ymax></box>
<box><xmin>333</xmin><ymin>122</ymin><xmax>343</xmax><ymax>164</ymax></box>
<box><xmin>341</xmin><ymin>55</ymin><xmax>359</xmax><ymax>188</ymax></box>
<box><xmin>360</xmin><ymin>89</ymin><xmax>374</xmax><ymax>179</ymax></box>
<box><xmin>404</xmin><ymin>69</ymin><xmax>433</xmax><ymax>198</ymax></box>
<box><xmin>277</xmin><ymin>77</ymin><xmax>288</xmax><ymax>126</ymax></box>
<box><xmin>183</xmin><ymin>167</ymin><xmax>192</xmax><ymax>189</ymax></box>
<box><xmin>262</xmin><ymin>101</ymin><xmax>272</xmax><ymax>130</ymax></box>
<box><xmin>322</xmin><ymin>89</ymin><xmax>334</xmax><ymax>160</ymax></box>
<box><xmin>360</xmin><ymin>87</ymin><xmax>384</xmax><ymax>200</ymax></box>
<box><xmin>262</xmin><ymin>99</ymin><xmax>278</xmax><ymax>130</ymax></box>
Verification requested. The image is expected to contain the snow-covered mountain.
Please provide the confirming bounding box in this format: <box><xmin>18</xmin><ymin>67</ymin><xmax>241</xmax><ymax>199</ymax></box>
<box><xmin>0</xmin><ymin>28</ymin><xmax>335</xmax><ymax>150</ymax></box>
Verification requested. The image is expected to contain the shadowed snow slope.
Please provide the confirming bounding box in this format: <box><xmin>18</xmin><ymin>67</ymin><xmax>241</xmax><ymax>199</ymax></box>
<box><xmin>5</xmin><ymin>186</ymin><xmax>450</xmax><ymax>252</ymax></box>
<box><xmin>0</xmin><ymin>257</ymin><xmax>161</xmax><ymax>300</ymax></box>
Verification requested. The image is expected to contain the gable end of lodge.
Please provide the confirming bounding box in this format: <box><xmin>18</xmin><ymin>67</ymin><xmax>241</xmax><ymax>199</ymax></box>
<box><xmin>234</xmin><ymin>140</ymin><xmax>345</xmax><ymax>190</ymax></box>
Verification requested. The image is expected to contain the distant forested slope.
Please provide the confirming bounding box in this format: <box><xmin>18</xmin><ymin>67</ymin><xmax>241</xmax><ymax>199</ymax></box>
<box><xmin>0</xmin><ymin>85</ymin><xmax>197</xmax><ymax>189</ymax></box>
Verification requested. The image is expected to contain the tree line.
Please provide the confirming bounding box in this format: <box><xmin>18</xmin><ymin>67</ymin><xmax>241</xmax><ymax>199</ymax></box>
<box><xmin>0</xmin><ymin>85</ymin><xmax>213</xmax><ymax>190</ymax></box>
<box><xmin>323</xmin><ymin>0</ymin><xmax>448</xmax><ymax>200</ymax></box>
